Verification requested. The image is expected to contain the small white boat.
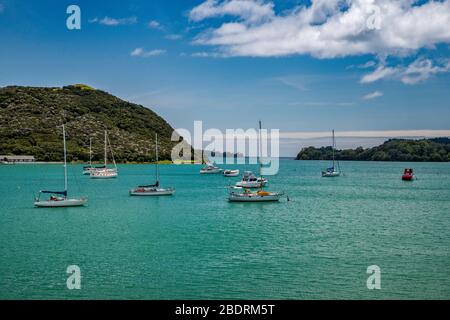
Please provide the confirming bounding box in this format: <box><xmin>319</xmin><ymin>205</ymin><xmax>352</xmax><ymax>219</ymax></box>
<box><xmin>228</xmin><ymin>187</ymin><xmax>283</xmax><ymax>202</ymax></box>
<box><xmin>235</xmin><ymin>171</ymin><xmax>267</xmax><ymax>188</ymax></box>
<box><xmin>322</xmin><ymin>169</ymin><xmax>341</xmax><ymax>177</ymax></box>
<box><xmin>200</xmin><ymin>163</ymin><xmax>223</xmax><ymax>174</ymax></box>
<box><xmin>83</xmin><ymin>166</ymin><xmax>105</xmax><ymax>175</ymax></box>
<box><xmin>130</xmin><ymin>134</ymin><xmax>175</xmax><ymax>196</ymax></box>
<box><xmin>90</xmin><ymin>130</ymin><xmax>118</xmax><ymax>179</ymax></box>
<box><xmin>322</xmin><ymin>129</ymin><xmax>342</xmax><ymax>178</ymax></box>
<box><xmin>34</xmin><ymin>125</ymin><xmax>88</xmax><ymax>208</ymax></box>
<box><xmin>130</xmin><ymin>185</ymin><xmax>175</xmax><ymax>196</ymax></box>
<box><xmin>90</xmin><ymin>168</ymin><xmax>118</xmax><ymax>179</ymax></box>
<box><xmin>82</xmin><ymin>138</ymin><xmax>107</xmax><ymax>175</ymax></box>
<box><xmin>223</xmin><ymin>169</ymin><xmax>240</xmax><ymax>177</ymax></box>
<box><xmin>35</xmin><ymin>197</ymin><xmax>87</xmax><ymax>207</ymax></box>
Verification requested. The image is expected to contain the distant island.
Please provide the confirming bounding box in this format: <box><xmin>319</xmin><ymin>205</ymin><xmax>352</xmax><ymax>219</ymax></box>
<box><xmin>0</xmin><ymin>84</ymin><xmax>185</xmax><ymax>162</ymax></box>
<box><xmin>296</xmin><ymin>138</ymin><xmax>450</xmax><ymax>162</ymax></box>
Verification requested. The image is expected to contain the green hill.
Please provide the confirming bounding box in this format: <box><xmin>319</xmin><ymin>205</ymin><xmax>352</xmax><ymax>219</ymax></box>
<box><xmin>0</xmin><ymin>84</ymin><xmax>183</xmax><ymax>162</ymax></box>
<box><xmin>296</xmin><ymin>138</ymin><xmax>450</xmax><ymax>162</ymax></box>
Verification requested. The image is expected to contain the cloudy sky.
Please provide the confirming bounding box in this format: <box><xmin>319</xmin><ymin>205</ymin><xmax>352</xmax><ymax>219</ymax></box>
<box><xmin>0</xmin><ymin>0</ymin><xmax>449</xmax><ymax>155</ymax></box>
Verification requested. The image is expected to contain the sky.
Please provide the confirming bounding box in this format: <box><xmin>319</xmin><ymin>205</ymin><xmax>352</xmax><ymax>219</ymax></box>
<box><xmin>0</xmin><ymin>0</ymin><xmax>449</xmax><ymax>156</ymax></box>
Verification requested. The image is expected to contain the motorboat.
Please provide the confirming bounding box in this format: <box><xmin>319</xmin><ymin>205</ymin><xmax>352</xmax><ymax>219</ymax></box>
<box><xmin>235</xmin><ymin>171</ymin><xmax>267</xmax><ymax>188</ymax></box>
<box><xmin>223</xmin><ymin>169</ymin><xmax>240</xmax><ymax>177</ymax></box>
<box><xmin>200</xmin><ymin>163</ymin><xmax>223</xmax><ymax>174</ymax></box>
<box><xmin>402</xmin><ymin>168</ymin><xmax>414</xmax><ymax>181</ymax></box>
<box><xmin>228</xmin><ymin>187</ymin><xmax>283</xmax><ymax>202</ymax></box>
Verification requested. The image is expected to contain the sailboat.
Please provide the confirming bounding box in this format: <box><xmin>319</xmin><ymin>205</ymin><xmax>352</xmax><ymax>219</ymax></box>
<box><xmin>130</xmin><ymin>133</ymin><xmax>175</xmax><ymax>196</ymax></box>
<box><xmin>228</xmin><ymin>121</ymin><xmax>283</xmax><ymax>202</ymax></box>
<box><xmin>90</xmin><ymin>130</ymin><xmax>118</xmax><ymax>179</ymax></box>
<box><xmin>82</xmin><ymin>137</ymin><xmax>106</xmax><ymax>175</ymax></box>
<box><xmin>34</xmin><ymin>125</ymin><xmax>88</xmax><ymax>207</ymax></box>
<box><xmin>322</xmin><ymin>129</ymin><xmax>341</xmax><ymax>177</ymax></box>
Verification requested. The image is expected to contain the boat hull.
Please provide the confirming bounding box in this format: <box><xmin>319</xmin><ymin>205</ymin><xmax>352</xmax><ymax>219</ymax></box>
<box><xmin>200</xmin><ymin>169</ymin><xmax>223</xmax><ymax>174</ymax></box>
<box><xmin>90</xmin><ymin>175</ymin><xmax>118</xmax><ymax>179</ymax></box>
<box><xmin>130</xmin><ymin>188</ymin><xmax>175</xmax><ymax>196</ymax></box>
<box><xmin>223</xmin><ymin>170</ymin><xmax>240</xmax><ymax>177</ymax></box>
<box><xmin>90</xmin><ymin>170</ymin><xmax>118</xmax><ymax>179</ymax></box>
<box><xmin>235</xmin><ymin>180</ymin><xmax>267</xmax><ymax>188</ymax></box>
<box><xmin>228</xmin><ymin>192</ymin><xmax>283</xmax><ymax>202</ymax></box>
<box><xmin>322</xmin><ymin>171</ymin><xmax>340</xmax><ymax>177</ymax></box>
<box><xmin>402</xmin><ymin>175</ymin><xmax>414</xmax><ymax>181</ymax></box>
<box><xmin>34</xmin><ymin>198</ymin><xmax>87</xmax><ymax>207</ymax></box>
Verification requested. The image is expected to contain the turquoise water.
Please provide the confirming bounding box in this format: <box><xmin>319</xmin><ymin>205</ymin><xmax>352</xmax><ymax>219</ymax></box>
<box><xmin>0</xmin><ymin>160</ymin><xmax>449</xmax><ymax>299</ymax></box>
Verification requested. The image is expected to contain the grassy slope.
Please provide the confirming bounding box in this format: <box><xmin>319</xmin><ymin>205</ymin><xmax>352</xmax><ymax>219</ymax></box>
<box><xmin>0</xmin><ymin>84</ymin><xmax>183</xmax><ymax>162</ymax></box>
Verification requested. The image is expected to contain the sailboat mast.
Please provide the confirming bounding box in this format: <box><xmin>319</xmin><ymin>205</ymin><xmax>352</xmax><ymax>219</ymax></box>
<box><xmin>332</xmin><ymin>129</ymin><xmax>335</xmax><ymax>168</ymax></box>
<box><xmin>258</xmin><ymin>120</ymin><xmax>263</xmax><ymax>178</ymax></box>
<box><xmin>104</xmin><ymin>130</ymin><xmax>107</xmax><ymax>167</ymax></box>
<box><xmin>89</xmin><ymin>137</ymin><xmax>92</xmax><ymax>167</ymax></box>
<box><xmin>107</xmin><ymin>133</ymin><xmax>117</xmax><ymax>169</ymax></box>
<box><xmin>155</xmin><ymin>133</ymin><xmax>159</xmax><ymax>183</ymax></box>
<box><xmin>62</xmin><ymin>125</ymin><xmax>68</xmax><ymax>194</ymax></box>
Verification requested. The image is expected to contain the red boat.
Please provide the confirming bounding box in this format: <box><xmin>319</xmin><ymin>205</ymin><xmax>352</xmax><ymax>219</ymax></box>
<box><xmin>402</xmin><ymin>168</ymin><xmax>414</xmax><ymax>181</ymax></box>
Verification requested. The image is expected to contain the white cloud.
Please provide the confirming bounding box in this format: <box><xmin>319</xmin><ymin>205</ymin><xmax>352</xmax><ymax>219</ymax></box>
<box><xmin>130</xmin><ymin>48</ymin><xmax>166</xmax><ymax>57</ymax></box>
<box><xmin>363</xmin><ymin>90</ymin><xmax>383</xmax><ymax>100</ymax></box>
<box><xmin>166</xmin><ymin>34</ymin><xmax>183</xmax><ymax>40</ymax></box>
<box><xmin>189</xmin><ymin>0</ymin><xmax>274</xmax><ymax>23</ymax></box>
<box><xmin>275</xmin><ymin>76</ymin><xmax>308</xmax><ymax>91</ymax></box>
<box><xmin>189</xmin><ymin>0</ymin><xmax>450</xmax><ymax>59</ymax></box>
<box><xmin>148</xmin><ymin>20</ymin><xmax>163</xmax><ymax>30</ymax></box>
<box><xmin>401</xmin><ymin>58</ymin><xmax>450</xmax><ymax>84</ymax></box>
<box><xmin>191</xmin><ymin>51</ymin><xmax>223</xmax><ymax>58</ymax></box>
<box><xmin>360</xmin><ymin>65</ymin><xmax>396</xmax><ymax>83</ymax></box>
<box><xmin>90</xmin><ymin>16</ymin><xmax>138</xmax><ymax>26</ymax></box>
<box><xmin>347</xmin><ymin>60</ymin><xmax>377</xmax><ymax>69</ymax></box>
<box><xmin>361</xmin><ymin>58</ymin><xmax>450</xmax><ymax>84</ymax></box>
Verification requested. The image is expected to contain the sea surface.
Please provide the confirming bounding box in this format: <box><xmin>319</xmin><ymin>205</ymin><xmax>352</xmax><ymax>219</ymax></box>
<box><xmin>0</xmin><ymin>160</ymin><xmax>449</xmax><ymax>299</ymax></box>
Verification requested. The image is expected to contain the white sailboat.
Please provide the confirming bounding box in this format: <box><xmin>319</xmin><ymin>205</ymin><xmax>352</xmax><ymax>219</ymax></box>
<box><xmin>322</xmin><ymin>129</ymin><xmax>341</xmax><ymax>177</ymax></box>
<box><xmin>228</xmin><ymin>121</ymin><xmax>283</xmax><ymax>202</ymax></box>
<box><xmin>90</xmin><ymin>130</ymin><xmax>118</xmax><ymax>179</ymax></box>
<box><xmin>82</xmin><ymin>138</ymin><xmax>106</xmax><ymax>175</ymax></box>
<box><xmin>34</xmin><ymin>125</ymin><xmax>88</xmax><ymax>207</ymax></box>
<box><xmin>130</xmin><ymin>133</ymin><xmax>175</xmax><ymax>196</ymax></box>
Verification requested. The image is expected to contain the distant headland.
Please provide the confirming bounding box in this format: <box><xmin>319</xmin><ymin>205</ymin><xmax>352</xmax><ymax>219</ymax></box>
<box><xmin>296</xmin><ymin>138</ymin><xmax>450</xmax><ymax>162</ymax></box>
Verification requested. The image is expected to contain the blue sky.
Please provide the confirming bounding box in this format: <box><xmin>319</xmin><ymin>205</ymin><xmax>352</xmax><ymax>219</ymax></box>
<box><xmin>1</xmin><ymin>0</ymin><xmax>449</xmax><ymax>155</ymax></box>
